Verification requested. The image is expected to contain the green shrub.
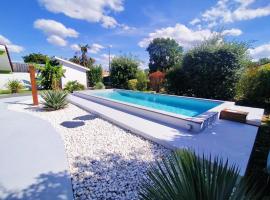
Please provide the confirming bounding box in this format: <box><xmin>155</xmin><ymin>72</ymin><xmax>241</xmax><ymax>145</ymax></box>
<box><xmin>103</xmin><ymin>76</ymin><xmax>111</xmax><ymax>86</ymax></box>
<box><xmin>110</xmin><ymin>56</ymin><xmax>138</xmax><ymax>88</ymax></box>
<box><xmin>140</xmin><ymin>149</ymin><xmax>262</xmax><ymax>200</ymax></box>
<box><xmin>149</xmin><ymin>71</ymin><xmax>165</xmax><ymax>93</ymax></box>
<box><xmin>0</xmin><ymin>49</ymin><xmax>5</xmax><ymax>56</ymax></box>
<box><xmin>128</xmin><ymin>79</ymin><xmax>138</xmax><ymax>90</ymax></box>
<box><xmin>166</xmin><ymin>37</ymin><xmax>249</xmax><ymax>100</ymax></box>
<box><xmin>37</xmin><ymin>60</ymin><xmax>65</xmax><ymax>90</ymax></box>
<box><xmin>136</xmin><ymin>70</ymin><xmax>148</xmax><ymax>91</ymax></box>
<box><xmin>41</xmin><ymin>90</ymin><xmax>68</xmax><ymax>110</ymax></box>
<box><xmin>7</xmin><ymin>79</ymin><xmax>24</xmax><ymax>93</ymax></box>
<box><xmin>87</xmin><ymin>65</ymin><xmax>103</xmax><ymax>86</ymax></box>
<box><xmin>165</xmin><ymin>66</ymin><xmax>187</xmax><ymax>95</ymax></box>
<box><xmin>64</xmin><ymin>80</ymin><xmax>85</xmax><ymax>93</ymax></box>
<box><xmin>236</xmin><ymin>64</ymin><xmax>270</xmax><ymax>105</ymax></box>
<box><xmin>94</xmin><ymin>82</ymin><xmax>105</xmax><ymax>90</ymax></box>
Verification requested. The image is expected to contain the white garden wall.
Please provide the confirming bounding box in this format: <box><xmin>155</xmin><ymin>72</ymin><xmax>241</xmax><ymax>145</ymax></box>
<box><xmin>55</xmin><ymin>57</ymin><xmax>88</xmax><ymax>89</ymax></box>
<box><xmin>0</xmin><ymin>73</ymin><xmax>31</xmax><ymax>89</ymax></box>
<box><xmin>61</xmin><ymin>64</ymin><xmax>88</xmax><ymax>88</ymax></box>
<box><xmin>0</xmin><ymin>57</ymin><xmax>88</xmax><ymax>90</ymax></box>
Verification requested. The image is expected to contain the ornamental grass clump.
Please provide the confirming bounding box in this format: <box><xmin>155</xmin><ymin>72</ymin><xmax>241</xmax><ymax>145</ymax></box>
<box><xmin>7</xmin><ymin>79</ymin><xmax>24</xmax><ymax>93</ymax></box>
<box><xmin>140</xmin><ymin>149</ymin><xmax>262</xmax><ymax>200</ymax></box>
<box><xmin>41</xmin><ymin>90</ymin><xmax>68</xmax><ymax>110</ymax></box>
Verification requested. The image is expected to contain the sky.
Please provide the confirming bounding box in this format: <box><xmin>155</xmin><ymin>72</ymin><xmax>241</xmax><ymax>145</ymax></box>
<box><xmin>0</xmin><ymin>0</ymin><xmax>270</xmax><ymax>69</ymax></box>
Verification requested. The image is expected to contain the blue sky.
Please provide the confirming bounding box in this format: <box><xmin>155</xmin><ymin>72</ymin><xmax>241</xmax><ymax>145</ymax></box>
<box><xmin>0</xmin><ymin>0</ymin><xmax>270</xmax><ymax>69</ymax></box>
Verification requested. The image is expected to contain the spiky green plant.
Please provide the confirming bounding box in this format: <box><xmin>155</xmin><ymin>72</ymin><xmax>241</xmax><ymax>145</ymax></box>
<box><xmin>140</xmin><ymin>150</ymin><xmax>262</xmax><ymax>200</ymax></box>
<box><xmin>7</xmin><ymin>79</ymin><xmax>24</xmax><ymax>93</ymax></box>
<box><xmin>41</xmin><ymin>90</ymin><xmax>68</xmax><ymax>110</ymax></box>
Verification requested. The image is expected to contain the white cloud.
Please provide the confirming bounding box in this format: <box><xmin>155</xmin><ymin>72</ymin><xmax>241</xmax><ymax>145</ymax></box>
<box><xmin>70</xmin><ymin>44</ymin><xmax>80</xmax><ymax>51</ymax></box>
<box><xmin>89</xmin><ymin>43</ymin><xmax>104</xmax><ymax>54</ymax></box>
<box><xmin>249</xmin><ymin>43</ymin><xmax>270</xmax><ymax>61</ymax></box>
<box><xmin>221</xmin><ymin>28</ymin><xmax>242</xmax><ymax>36</ymax></box>
<box><xmin>101</xmin><ymin>16</ymin><xmax>118</xmax><ymax>28</ymax></box>
<box><xmin>138</xmin><ymin>23</ymin><xmax>241</xmax><ymax>49</ymax></box>
<box><xmin>0</xmin><ymin>35</ymin><xmax>10</xmax><ymax>44</ymax></box>
<box><xmin>39</xmin><ymin>0</ymin><xmax>124</xmax><ymax>28</ymax></box>
<box><xmin>34</xmin><ymin>19</ymin><xmax>78</xmax><ymax>47</ymax></box>
<box><xmin>138</xmin><ymin>61</ymin><xmax>147</xmax><ymax>69</ymax></box>
<box><xmin>70</xmin><ymin>43</ymin><xmax>105</xmax><ymax>53</ymax></box>
<box><xmin>200</xmin><ymin>0</ymin><xmax>270</xmax><ymax>27</ymax></box>
<box><xmin>113</xmin><ymin>24</ymin><xmax>138</xmax><ymax>36</ymax></box>
<box><xmin>47</xmin><ymin>35</ymin><xmax>67</xmax><ymax>46</ymax></box>
<box><xmin>7</xmin><ymin>45</ymin><xmax>24</xmax><ymax>53</ymax></box>
<box><xmin>189</xmin><ymin>18</ymin><xmax>201</xmax><ymax>25</ymax></box>
<box><xmin>34</xmin><ymin>19</ymin><xmax>78</xmax><ymax>38</ymax></box>
<box><xmin>0</xmin><ymin>35</ymin><xmax>24</xmax><ymax>53</ymax></box>
<box><xmin>96</xmin><ymin>53</ymin><xmax>115</xmax><ymax>69</ymax></box>
<box><xmin>119</xmin><ymin>24</ymin><xmax>133</xmax><ymax>31</ymax></box>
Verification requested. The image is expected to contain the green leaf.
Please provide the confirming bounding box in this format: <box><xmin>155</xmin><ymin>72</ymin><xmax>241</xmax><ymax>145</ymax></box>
<box><xmin>139</xmin><ymin>149</ymin><xmax>262</xmax><ymax>200</ymax></box>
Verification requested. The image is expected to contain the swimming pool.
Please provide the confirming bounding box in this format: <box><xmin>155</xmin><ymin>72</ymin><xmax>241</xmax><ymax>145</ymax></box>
<box><xmin>93</xmin><ymin>90</ymin><xmax>222</xmax><ymax>117</ymax></box>
<box><xmin>73</xmin><ymin>89</ymin><xmax>226</xmax><ymax>132</ymax></box>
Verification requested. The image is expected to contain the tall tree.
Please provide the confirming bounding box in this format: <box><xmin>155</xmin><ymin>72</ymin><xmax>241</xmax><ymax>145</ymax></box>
<box><xmin>79</xmin><ymin>44</ymin><xmax>89</xmax><ymax>67</ymax></box>
<box><xmin>257</xmin><ymin>58</ymin><xmax>270</xmax><ymax>66</ymax></box>
<box><xmin>23</xmin><ymin>53</ymin><xmax>59</xmax><ymax>66</ymax></box>
<box><xmin>146</xmin><ymin>38</ymin><xmax>183</xmax><ymax>72</ymax></box>
<box><xmin>69</xmin><ymin>44</ymin><xmax>95</xmax><ymax>68</ymax></box>
<box><xmin>23</xmin><ymin>53</ymin><xmax>48</xmax><ymax>64</ymax></box>
<box><xmin>166</xmin><ymin>37</ymin><xmax>249</xmax><ymax>100</ymax></box>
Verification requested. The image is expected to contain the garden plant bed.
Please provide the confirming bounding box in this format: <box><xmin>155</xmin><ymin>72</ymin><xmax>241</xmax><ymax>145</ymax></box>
<box><xmin>8</xmin><ymin>101</ymin><xmax>170</xmax><ymax>200</ymax></box>
<box><xmin>246</xmin><ymin>113</ymin><xmax>270</xmax><ymax>197</ymax></box>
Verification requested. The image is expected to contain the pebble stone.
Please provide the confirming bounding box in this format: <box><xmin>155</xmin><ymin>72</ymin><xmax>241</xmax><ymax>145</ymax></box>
<box><xmin>8</xmin><ymin>102</ymin><xmax>170</xmax><ymax>200</ymax></box>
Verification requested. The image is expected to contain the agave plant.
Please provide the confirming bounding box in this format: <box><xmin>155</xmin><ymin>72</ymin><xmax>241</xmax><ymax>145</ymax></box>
<box><xmin>41</xmin><ymin>90</ymin><xmax>68</xmax><ymax>110</ymax></box>
<box><xmin>140</xmin><ymin>150</ymin><xmax>262</xmax><ymax>200</ymax></box>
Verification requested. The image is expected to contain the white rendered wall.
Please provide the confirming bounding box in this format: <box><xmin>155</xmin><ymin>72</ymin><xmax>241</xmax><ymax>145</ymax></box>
<box><xmin>0</xmin><ymin>73</ymin><xmax>31</xmax><ymax>89</ymax></box>
<box><xmin>61</xmin><ymin>64</ymin><xmax>88</xmax><ymax>89</ymax></box>
<box><xmin>0</xmin><ymin>45</ymin><xmax>12</xmax><ymax>72</ymax></box>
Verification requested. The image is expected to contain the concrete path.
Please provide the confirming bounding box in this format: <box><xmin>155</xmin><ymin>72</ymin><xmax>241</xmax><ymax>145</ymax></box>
<box><xmin>0</xmin><ymin>96</ymin><xmax>73</xmax><ymax>200</ymax></box>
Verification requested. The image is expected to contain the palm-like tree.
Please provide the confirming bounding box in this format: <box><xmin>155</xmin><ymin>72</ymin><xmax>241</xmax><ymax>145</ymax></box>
<box><xmin>79</xmin><ymin>44</ymin><xmax>89</xmax><ymax>67</ymax></box>
<box><xmin>140</xmin><ymin>150</ymin><xmax>262</xmax><ymax>200</ymax></box>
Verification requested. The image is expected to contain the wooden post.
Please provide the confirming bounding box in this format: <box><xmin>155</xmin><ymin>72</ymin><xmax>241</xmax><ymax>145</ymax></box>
<box><xmin>29</xmin><ymin>65</ymin><xmax>39</xmax><ymax>105</ymax></box>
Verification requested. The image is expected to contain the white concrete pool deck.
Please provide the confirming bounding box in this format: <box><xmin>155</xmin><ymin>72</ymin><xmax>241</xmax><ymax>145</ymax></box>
<box><xmin>0</xmin><ymin>96</ymin><xmax>73</xmax><ymax>200</ymax></box>
<box><xmin>69</xmin><ymin>94</ymin><xmax>264</xmax><ymax>176</ymax></box>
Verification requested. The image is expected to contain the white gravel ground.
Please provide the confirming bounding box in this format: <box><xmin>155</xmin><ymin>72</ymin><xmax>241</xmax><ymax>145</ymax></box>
<box><xmin>8</xmin><ymin>102</ymin><xmax>170</xmax><ymax>200</ymax></box>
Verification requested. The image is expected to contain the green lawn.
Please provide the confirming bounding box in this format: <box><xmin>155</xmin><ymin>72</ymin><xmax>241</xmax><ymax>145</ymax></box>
<box><xmin>0</xmin><ymin>89</ymin><xmax>32</xmax><ymax>95</ymax></box>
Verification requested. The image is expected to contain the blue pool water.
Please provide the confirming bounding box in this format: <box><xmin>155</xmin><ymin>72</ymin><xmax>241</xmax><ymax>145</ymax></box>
<box><xmin>92</xmin><ymin>90</ymin><xmax>222</xmax><ymax>117</ymax></box>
